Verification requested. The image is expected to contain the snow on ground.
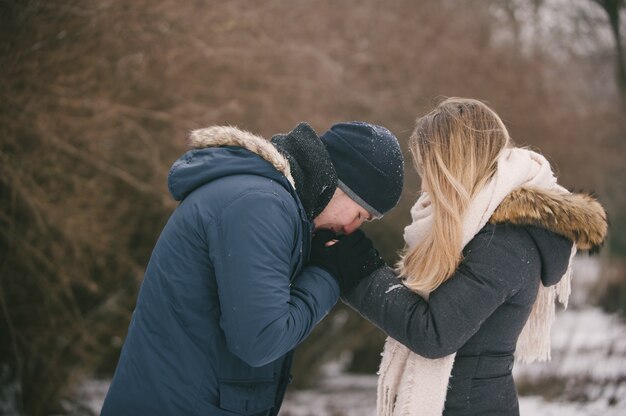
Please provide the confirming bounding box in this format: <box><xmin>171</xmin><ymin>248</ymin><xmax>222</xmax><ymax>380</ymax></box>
<box><xmin>514</xmin><ymin>308</ymin><xmax>626</xmax><ymax>383</ymax></box>
<box><xmin>279</xmin><ymin>377</ymin><xmax>626</xmax><ymax>416</ymax></box>
<box><xmin>519</xmin><ymin>395</ymin><xmax>626</xmax><ymax>416</ymax></box>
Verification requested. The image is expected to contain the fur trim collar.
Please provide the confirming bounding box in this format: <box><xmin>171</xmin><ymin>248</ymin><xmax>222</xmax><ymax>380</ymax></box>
<box><xmin>489</xmin><ymin>188</ymin><xmax>608</xmax><ymax>252</ymax></box>
<box><xmin>271</xmin><ymin>122</ymin><xmax>338</xmax><ymax>221</ymax></box>
<box><xmin>188</xmin><ymin>126</ymin><xmax>295</xmax><ymax>189</ymax></box>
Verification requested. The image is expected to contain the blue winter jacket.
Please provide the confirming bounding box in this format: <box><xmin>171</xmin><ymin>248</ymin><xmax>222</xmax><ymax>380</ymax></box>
<box><xmin>101</xmin><ymin>128</ymin><xmax>340</xmax><ymax>416</ymax></box>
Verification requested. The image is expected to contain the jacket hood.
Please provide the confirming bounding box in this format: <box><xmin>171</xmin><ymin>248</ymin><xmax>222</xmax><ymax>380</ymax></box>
<box><xmin>168</xmin><ymin>126</ymin><xmax>296</xmax><ymax>201</ymax></box>
<box><xmin>489</xmin><ymin>187</ymin><xmax>608</xmax><ymax>286</ymax></box>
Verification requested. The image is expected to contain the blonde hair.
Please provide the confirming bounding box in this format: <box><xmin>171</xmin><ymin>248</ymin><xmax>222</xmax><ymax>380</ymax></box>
<box><xmin>400</xmin><ymin>97</ymin><xmax>512</xmax><ymax>293</ymax></box>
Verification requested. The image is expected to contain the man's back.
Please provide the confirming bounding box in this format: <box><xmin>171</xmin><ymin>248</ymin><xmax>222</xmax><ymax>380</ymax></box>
<box><xmin>102</xmin><ymin>140</ymin><xmax>339</xmax><ymax>415</ymax></box>
<box><xmin>101</xmin><ymin>121</ymin><xmax>404</xmax><ymax>415</ymax></box>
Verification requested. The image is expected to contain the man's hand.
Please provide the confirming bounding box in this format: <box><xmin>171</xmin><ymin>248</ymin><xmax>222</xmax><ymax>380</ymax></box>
<box><xmin>309</xmin><ymin>229</ymin><xmax>385</xmax><ymax>294</ymax></box>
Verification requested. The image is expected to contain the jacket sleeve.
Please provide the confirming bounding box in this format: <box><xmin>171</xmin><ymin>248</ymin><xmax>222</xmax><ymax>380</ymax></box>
<box><xmin>343</xmin><ymin>226</ymin><xmax>536</xmax><ymax>358</ymax></box>
<box><xmin>207</xmin><ymin>190</ymin><xmax>339</xmax><ymax>367</ymax></box>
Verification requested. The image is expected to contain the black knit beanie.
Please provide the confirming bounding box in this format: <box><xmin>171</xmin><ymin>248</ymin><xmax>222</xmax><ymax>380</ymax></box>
<box><xmin>320</xmin><ymin>122</ymin><xmax>404</xmax><ymax>218</ymax></box>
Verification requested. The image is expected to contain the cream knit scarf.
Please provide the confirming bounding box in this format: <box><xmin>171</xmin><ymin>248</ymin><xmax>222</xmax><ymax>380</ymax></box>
<box><xmin>377</xmin><ymin>148</ymin><xmax>577</xmax><ymax>416</ymax></box>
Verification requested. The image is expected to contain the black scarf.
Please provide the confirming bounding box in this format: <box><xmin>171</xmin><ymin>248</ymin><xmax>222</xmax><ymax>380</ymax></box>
<box><xmin>271</xmin><ymin>123</ymin><xmax>337</xmax><ymax>222</ymax></box>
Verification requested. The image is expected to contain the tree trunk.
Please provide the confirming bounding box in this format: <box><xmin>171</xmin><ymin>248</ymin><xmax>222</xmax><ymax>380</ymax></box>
<box><xmin>595</xmin><ymin>0</ymin><xmax>626</xmax><ymax>101</ymax></box>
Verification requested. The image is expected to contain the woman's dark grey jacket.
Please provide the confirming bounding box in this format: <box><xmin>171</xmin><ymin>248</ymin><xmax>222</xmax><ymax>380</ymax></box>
<box><xmin>344</xmin><ymin>189</ymin><xmax>608</xmax><ymax>416</ymax></box>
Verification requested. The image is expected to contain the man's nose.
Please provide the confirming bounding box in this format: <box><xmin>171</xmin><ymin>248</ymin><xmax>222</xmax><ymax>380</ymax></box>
<box><xmin>342</xmin><ymin>220</ymin><xmax>363</xmax><ymax>235</ymax></box>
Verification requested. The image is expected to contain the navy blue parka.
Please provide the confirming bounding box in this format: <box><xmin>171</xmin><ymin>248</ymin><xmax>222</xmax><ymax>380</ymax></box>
<box><xmin>101</xmin><ymin>129</ymin><xmax>340</xmax><ymax>416</ymax></box>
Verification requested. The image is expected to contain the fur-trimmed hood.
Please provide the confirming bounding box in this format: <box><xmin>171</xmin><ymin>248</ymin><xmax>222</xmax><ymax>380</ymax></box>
<box><xmin>168</xmin><ymin>126</ymin><xmax>296</xmax><ymax>201</ymax></box>
<box><xmin>188</xmin><ymin>126</ymin><xmax>295</xmax><ymax>187</ymax></box>
<box><xmin>489</xmin><ymin>187</ymin><xmax>608</xmax><ymax>252</ymax></box>
<box><xmin>488</xmin><ymin>187</ymin><xmax>608</xmax><ymax>288</ymax></box>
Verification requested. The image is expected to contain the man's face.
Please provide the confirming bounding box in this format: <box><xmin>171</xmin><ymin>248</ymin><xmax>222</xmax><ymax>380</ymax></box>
<box><xmin>313</xmin><ymin>188</ymin><xmax>372</xmax><ymax>235</ymax></box>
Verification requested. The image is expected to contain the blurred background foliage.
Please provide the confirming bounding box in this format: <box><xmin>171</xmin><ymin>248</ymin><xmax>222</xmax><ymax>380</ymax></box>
<box><xmin>0</xmin><ymin>0</ymin><xmax>624</xmax><ymax>414</ymax></box>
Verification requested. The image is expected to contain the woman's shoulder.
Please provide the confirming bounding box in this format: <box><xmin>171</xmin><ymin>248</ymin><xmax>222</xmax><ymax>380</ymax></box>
<box><xmin>464</xmin><ymin>222</ymin><xmax>573</xmax><ymax>287</ymax></box>
<box><xmin>464</xmin><ymin>222</ymin><xmax>537</xmax><ymax>254</ymax></box>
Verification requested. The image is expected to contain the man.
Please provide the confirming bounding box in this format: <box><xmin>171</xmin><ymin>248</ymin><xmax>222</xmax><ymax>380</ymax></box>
<box><xmin>101</xmin><ymin>121</ymin><xmax>404</xmax><ymax>415</ymax></box>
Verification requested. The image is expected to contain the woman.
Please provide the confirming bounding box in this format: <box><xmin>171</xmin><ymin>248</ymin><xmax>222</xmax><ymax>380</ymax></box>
<box><xmin>340</xmin><ymin>98</ymin><xmax>608</xmax><ymax>415</ymax></box>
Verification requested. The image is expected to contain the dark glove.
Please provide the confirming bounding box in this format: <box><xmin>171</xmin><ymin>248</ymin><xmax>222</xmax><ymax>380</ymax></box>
<box><xmin>309</xmin><ymin>229</ymin><xmax>385</xmax><ymax>294</ymax></box>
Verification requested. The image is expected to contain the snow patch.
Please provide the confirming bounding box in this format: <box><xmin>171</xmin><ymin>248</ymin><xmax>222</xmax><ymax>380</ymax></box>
<box><xmin>385</xmin><ymin>284</ymin><xmax>403</xmax><ymax>294</ymax></box>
